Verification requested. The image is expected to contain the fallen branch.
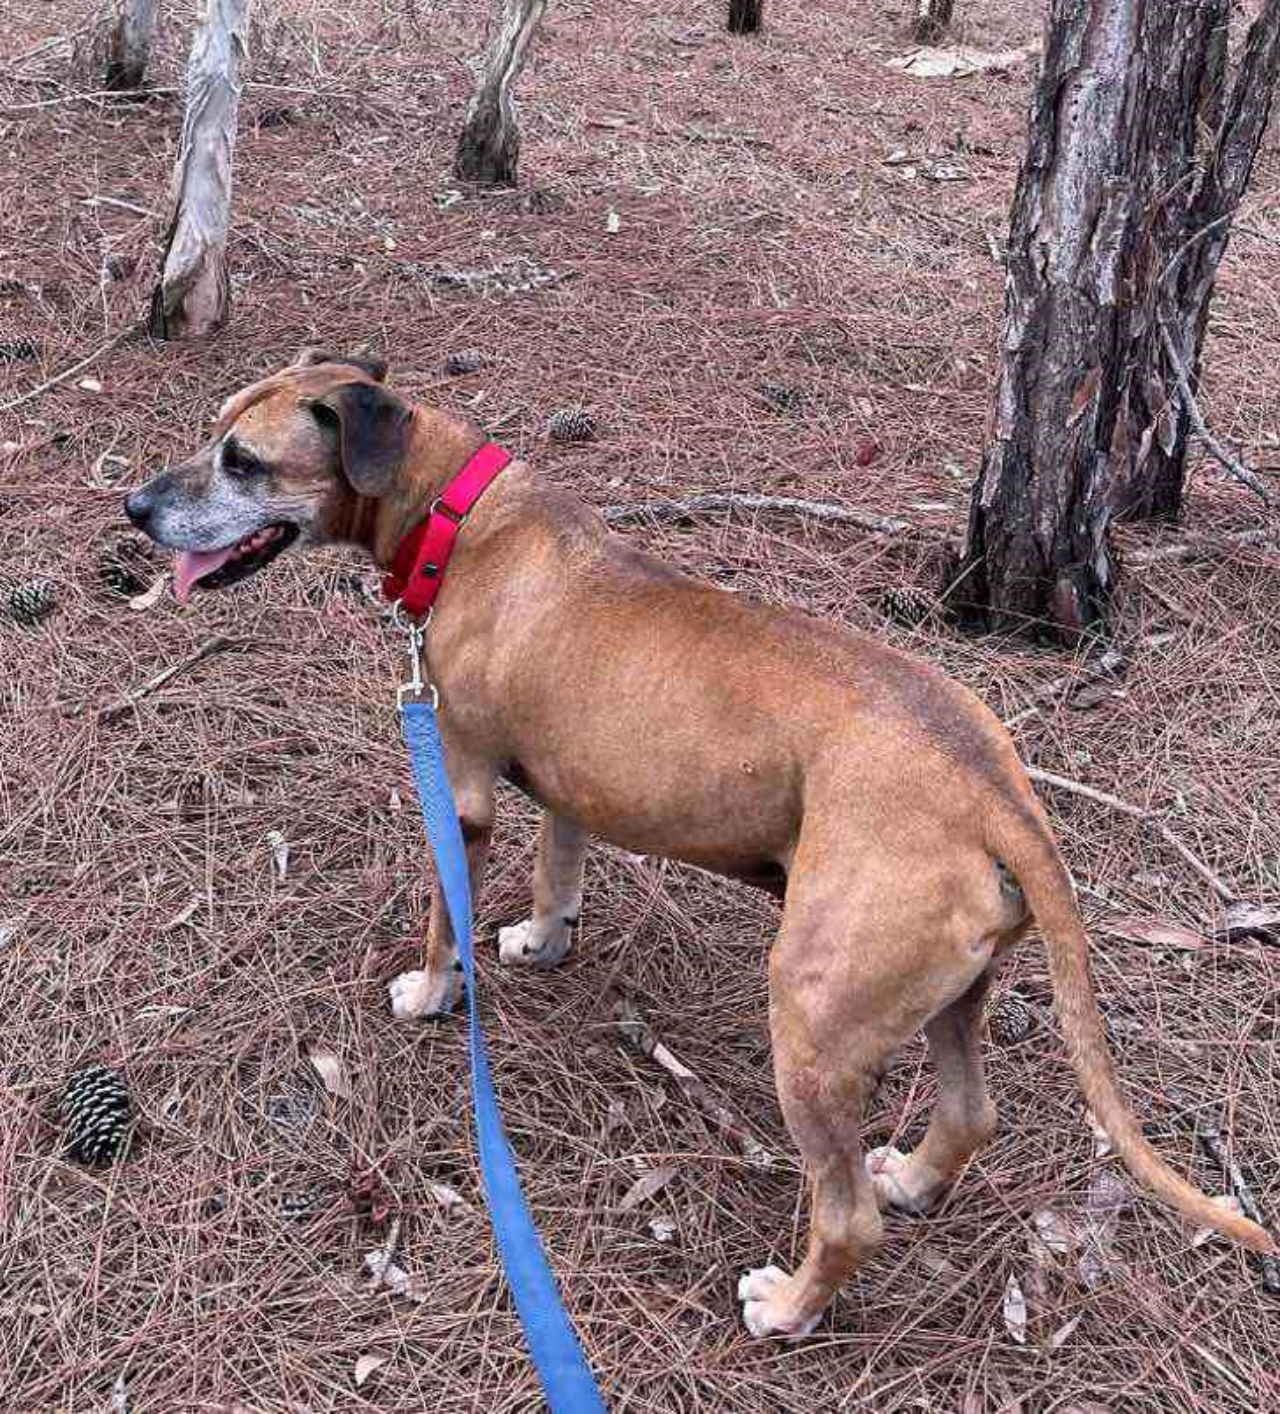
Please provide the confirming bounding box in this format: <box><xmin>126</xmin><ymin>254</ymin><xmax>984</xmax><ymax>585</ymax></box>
<box><xmin>0</xmin><ymin>323</ymin><xmax>141</xmax><ymax>414</ymax></box>
<box><xmin>1167</xmin><ymin>1087</ymin><xmax>1280</xmax><ymax>1295</ymax></box>
<box><xmin>603</xmin><ymin>492</ymin><xmax>927</xmax><ymax>539</ymax></box>
<box><xmin>609</xmin><ymin>990</ymin><xmax>778</xmax><ymax>1168</ymax></box>
<box><xmin>1026</xmin><ymin>766</ymin><xmax>1236</xmax><ymax>903</ymax></box>
<box><xmin>97</xmin><ymin>636</ymin><xmax>238</xmax><ymax>720</ymax></box>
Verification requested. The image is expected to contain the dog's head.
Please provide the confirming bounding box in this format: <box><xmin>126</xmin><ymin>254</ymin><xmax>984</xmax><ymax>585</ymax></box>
<box><xmin>124</xmin><ymin>349</ymin><xmax>414</xmax><ymax>602</ymax></box>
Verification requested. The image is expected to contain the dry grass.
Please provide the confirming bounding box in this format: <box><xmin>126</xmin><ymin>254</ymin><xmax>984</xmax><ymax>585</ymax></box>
<box><xmin>2</xmin><ymin>1</ymin><xmax>1279</xmax><ymax>1410</ymax></box>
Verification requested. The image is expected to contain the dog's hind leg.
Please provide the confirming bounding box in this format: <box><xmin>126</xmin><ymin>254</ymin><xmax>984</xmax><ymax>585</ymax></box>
<box><xmin>389</xmin><ymin>761</ymin><xmax>496</xmax><ymax>1020</ymax></box>
<box><xmin>498</xmin><ymin>811</ymin><xmax>588</xmax><ymax>969</ymax></box>
<box><xmin>869</xmin><ymin>968</ymin><xmax>997</xmax><ymax>1215</ymax></box>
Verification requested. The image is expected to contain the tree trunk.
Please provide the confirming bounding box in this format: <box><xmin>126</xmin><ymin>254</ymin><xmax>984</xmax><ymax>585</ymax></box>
<box><xmin>148</xmin><ymin>0</ymin><xmax>249</xmax><ymax>340</ymax></box>
<box><xmin>454</xmin><ymin>0</ymin><xmax>547</xmax><ymax>186</ymax></box>
<box><xmin>100</xmin><ymin>0</ymin><xmax>161</xmax><ymax>89</ymax></box>
<box><xmin>1112</xmin><ymin>1</ymin><xmax>1280</xmax><ymax>520</ymax></box>
<box><xmin>957</xmin><ymin>0</ymin><xmax>1280</xmax><ymax>640</ymax></box>
<box><xmin>728</xmin><ymin>0</ymin><xmax>764</xmax><ymax>33</ymax></box>
<box><xmin>913</xmin><ymin>0</ymin><xmax>954</xmax><ymax>44</ymax></box>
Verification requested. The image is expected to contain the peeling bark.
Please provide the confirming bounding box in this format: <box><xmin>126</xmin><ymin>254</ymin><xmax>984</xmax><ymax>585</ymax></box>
<box><xmin>728</xmin><ymin>0</ymin><xmax>765</xmax><ymax>34</ymax></box>
<box><xmin>913</xmin><ymin>0</ymin><xmax>954</xmax><ymax>44</ymax></box>
<box><xmin>148</xmin><ymin>0</ymin><xmax>248</xmax><ymax>340</ymax></box>
<box><xmin>453</xmin><ymin>0</ymin><xmax>547</xmax><ymax>187</ymax></box>
<box><xmin>958</xmin><ymin>0</ymin><xmax>1280</xmax><ymax>639</ymax></box>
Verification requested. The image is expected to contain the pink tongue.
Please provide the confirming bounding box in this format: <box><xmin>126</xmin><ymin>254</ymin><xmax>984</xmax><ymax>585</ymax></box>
<box><xmin>173</xmin><ymin>546</ymin><xmax>239</xmax><ymax>605</ymax></box>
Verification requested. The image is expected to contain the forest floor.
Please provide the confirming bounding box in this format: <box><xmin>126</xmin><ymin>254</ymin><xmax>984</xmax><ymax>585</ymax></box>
<box><xmin>2</xmin><ymin>1</ymin><xmax>1279</xmax><ymax>1410</ymax></box>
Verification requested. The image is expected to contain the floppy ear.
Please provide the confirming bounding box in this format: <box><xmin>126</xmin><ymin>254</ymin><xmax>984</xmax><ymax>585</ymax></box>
<box><xmin>293</xmin><ymin>347</ymin><xmax>389</xmax><ymax>382</ymax></box>
<box><xmin>309</xmin><ymin>382</ymin><xmax>413</xmax><ymax>495</ymax></box>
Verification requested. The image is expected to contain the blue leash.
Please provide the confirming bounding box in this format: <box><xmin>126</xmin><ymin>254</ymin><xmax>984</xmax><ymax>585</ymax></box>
<box><xmin>401</xmin><ymin>696</ymin><xmax>608</xmax><ymax>1413</ymax></box>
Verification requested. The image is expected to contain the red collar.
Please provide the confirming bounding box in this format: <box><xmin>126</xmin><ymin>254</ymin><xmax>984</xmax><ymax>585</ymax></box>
<box><xmin>381</xmin><ymin>442</ymin><xmax>513</xmax><ymax>619</ymax></box>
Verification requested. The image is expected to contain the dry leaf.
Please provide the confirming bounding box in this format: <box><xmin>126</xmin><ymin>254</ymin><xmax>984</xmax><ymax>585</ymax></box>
<box><xmin>606</xmin><ymin>209</ymin><xmax>621</xmax><ymax>234</ymax></box>
<box><xmin>1215</xmin><ymin>901</ymin><xmax>1280</xmax><ymax>944</ymax></box>
<box><xmin>887</xmin><ymin>44</ymin><xmax>1035</xmax><ymax>79</ymax></box>
<box><xmin>617</xmin><ymin>1163</ymin><xmax>678</xmax><ymax>1213</ymax></box>
<box><xmin>364</xmin><ymin>1246</ymin><xmax>428</xmax><ymax>1303</ymax></box>
<box><xmin>388</xmin><ymin>788</ymin><xmax>402</xmax><ymax>813</ymax></box>
<box><xmin>308</xmin><ymin>1043</ymin><xmax>352</xmax><ymax>1100</ymax></box>
<box><xmin>1085</xmin><ymin>1109</ymin><xmax>1113</xmax><ymax>1159</ymax></box>
<box><xmin>128</xmin><ymin>576</ymin><xmax>168</xmax><ymax>611</ymax></box>
<box><xmin>110</xmin><ymin>1371</ymin><xmax>129</xmax><ymax>1413</ymax></box>
<box><xmin>1079</xmin><ymin>1169</ymin><xmax>1128</xmax><ymax>1288</ymax></box>
<box><xmin>354</xmin><ymin>1354</ymin><xmax>388</xmax><ymax>1387</ymax></box>
<box><xmin>1105</xmin><ymin>915</ymin><xmax>1207</xmax><ymax>951</ymax></box>
<box><xmin>1002</xmin><ymin>1273</ymin><xmax>1028</xmax><ymax>1344</ymax></box>
<box><xmin>428</xmin><ymin>1181</ymin><xmax>471</xmax><ymax>1216</ymax></box>
<box><xmin>925</xmin><ymin>162</ymin><xmax>970</xmax><ymax>182</ymax></box>
<box><xmin>648</xmin><ymin>1216</ymin><xmax>677</xmax><ymax>1242</ymax></box>
<box><xmin>1032</xmin><ymin>1207</ymin><xmax>1074</xmax><ymax>1256</ymax></box>
<box><xmin>78</xmin><ymin>376</ymin><xmax>103</xmax><ymax>394</ymax></box>
<box><xmin>1048</xmin><ymin>1312</ymin><xmax>1083</xmax><ymax>1350</ymax></box>
<box><xmin>266</xmin><ymin>829</ymin><xmax>289</xmax><ymax>880</ymax></box>
<box><xmin>1191</xmin><ymin>1194</ymin><xmax>1243</xmax><ymax>1248</ymax></box>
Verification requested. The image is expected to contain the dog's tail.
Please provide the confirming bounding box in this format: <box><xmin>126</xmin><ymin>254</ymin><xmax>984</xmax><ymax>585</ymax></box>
<box><xmin>989</xmin><ymin>801</ymin><xmax>1276</xmax><ymax>1255</ymax></box>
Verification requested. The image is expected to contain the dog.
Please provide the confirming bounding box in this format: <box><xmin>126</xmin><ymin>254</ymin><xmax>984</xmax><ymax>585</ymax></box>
<box><xmin>124</xmin><ymin>350</ymin><xmax>1274</xmax><ymax>1337</ymax></box>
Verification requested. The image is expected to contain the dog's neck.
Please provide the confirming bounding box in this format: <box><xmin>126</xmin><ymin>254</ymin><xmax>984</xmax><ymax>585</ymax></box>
<box><xmin>341</xmin><ymin>405</ymin><xmax>487</xmax><ymax>567</ymax></box>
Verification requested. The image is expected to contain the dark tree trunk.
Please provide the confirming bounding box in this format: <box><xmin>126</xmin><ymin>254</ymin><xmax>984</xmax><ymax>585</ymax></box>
<box><xmin>103</xmin><ymin>0</ymin><xmax>161</xmax><ymax>88</ymax></box>
<box><xmin>728</xmin><ymin>1</ymin><xmax>764</xmax><ymax>35</ymax></box>
<box><xmin>454</xmin><ymin>0</ymin><xmax>547</xmax><ymax>186</ymax></box>
<box><xmin>958</xmin><ymin>0</ymin><xmax>1280</xmax><ymax>640</ymax></box>
<box><xmin>1112</xmin><ymin>1</ymin><xmax>1280</xmax><ymax>520</ymax></box>
<box><xmin>913</xmin><ymin>1</ymin><xmax>954</xmax><ymax>44</ymax></box>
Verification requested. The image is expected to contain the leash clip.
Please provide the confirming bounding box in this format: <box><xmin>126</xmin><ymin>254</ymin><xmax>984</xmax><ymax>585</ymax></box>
<box><xmin>391</xmin><ymin>603</ymin><xmax>438</xmax><ymax>710</ymax></box>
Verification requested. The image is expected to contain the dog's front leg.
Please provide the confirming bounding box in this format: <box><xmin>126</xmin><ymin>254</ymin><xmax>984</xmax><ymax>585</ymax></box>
<box><xmin>389</xmin><ymin>764</ymin><xmax>495</xmax><ymax>1021</ymax></box>
<box><xmin>498</xmin><ymin>811</ymin><xmax>587</xmax><ymax>969</ymax></box>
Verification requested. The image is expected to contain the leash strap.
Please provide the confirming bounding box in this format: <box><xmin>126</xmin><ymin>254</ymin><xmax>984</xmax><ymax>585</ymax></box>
<box><xmin>401</xmin><ymin>699</ymin><xmax>608</xmax><ymax>1413</ymax></box>
<box><xmin>383</xmin><ymin>443</ymin><xmax>512</xmax><ymax>619</ymax></box>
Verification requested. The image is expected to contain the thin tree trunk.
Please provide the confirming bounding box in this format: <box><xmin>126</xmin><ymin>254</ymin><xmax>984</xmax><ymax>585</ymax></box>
<box><xmin>148</xmin><ymin>0</ymin><xmax>249</xmax><ymax>339</ymax></box>
<box><xmin>728</xmin><ymin>0</ymin><xmax>764</xmax><ymax>33</ymax></box>
<box><xmin>101</xmin><ymin>0</ymin><xmax>161</xmax><ymax>89</ymax></box>
<box><xmin>1113</xmin><ymin>1</ymin><xmax>1280</xmax><ymax>520</ymax></box>
<box><xmin>454</xmin><ymin>0</ymin><xmax>547</xmax><ymax>187</ymax></box>
<box><xmin>913</xmin><ymin>0</ymin><xmax>954</xmax><ymax>44</ymax></box>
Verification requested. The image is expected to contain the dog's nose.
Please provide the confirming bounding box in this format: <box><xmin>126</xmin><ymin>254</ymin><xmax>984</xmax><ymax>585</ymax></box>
<box><xmin>124</xmin><ymin>485</ymin><xmax>155</xmax><ymax>530</ymax></box>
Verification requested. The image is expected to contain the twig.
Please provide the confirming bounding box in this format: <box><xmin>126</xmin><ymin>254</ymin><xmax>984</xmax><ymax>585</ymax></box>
<box><xmin>1026</xmin><ymin>766</ymin><xmax>1236</xmax><ymax>902</ymax></box>
<box><xmin>1003</xmin><ymin>648</ymin><xmax>1127</xmax><ymax>730</ymax></box>
<box><xmin>1157</xmin><ymin>320</ymin><xmax>1280</xmax><ymax>509</ymax></box>
<box><xmin>97</xmin><ymin>637</ymin><xmax>239</xmax><ymax>720</ymax></box>
<box><xmin>0</xmin><ymin>324</ymin><xmax>141</xmax><ymax>414</ymax></box>
<box><xmin>603</xmin><ymin>492</ymin><xmax>924</xmax><ymax>539</ymax></box>
<box><xmin>1167</xmin><ymin>1086</ymin><xmax>1280</xmax><ymax>1296</ymax></box>
<box><xmin>608</xmin><ymin>990</ymin><xmax>778</xmax><ymax>1168</ymax></box>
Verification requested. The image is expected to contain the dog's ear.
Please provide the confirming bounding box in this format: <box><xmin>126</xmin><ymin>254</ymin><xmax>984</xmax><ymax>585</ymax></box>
<box><xmin>293</xmin><ymin>347</ymin><xmax>389</xmax><ymax>382</ymax></box>
<box><xmin>309</xmin><ymin>382</ymin><xmax>413</xmax><ymax>495</ymax></box>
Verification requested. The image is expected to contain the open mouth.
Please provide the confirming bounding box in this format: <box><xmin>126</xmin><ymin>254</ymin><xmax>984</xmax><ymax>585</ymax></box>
<box><xmin>172</xmin><ymin>523</ymin><xmax>298</xmax><ymax>604</ymax></box>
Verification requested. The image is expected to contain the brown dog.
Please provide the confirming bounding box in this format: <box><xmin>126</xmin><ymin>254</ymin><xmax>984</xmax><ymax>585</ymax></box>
<box><xmin>125</xmin><ymin>351</ymin><xmax>1274</xmax><ymax>1336</ymax></box>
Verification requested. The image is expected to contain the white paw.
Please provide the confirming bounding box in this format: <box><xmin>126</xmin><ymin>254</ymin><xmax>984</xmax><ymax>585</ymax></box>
<box><xmin>736</xmin><ymin>1265</ymin><xmax>821</xmax><ymax>1339</ymax></box>
<box><xmin>497</xmin><ymin>917</ymin><xmax>572</xmax><ymax>969</ymax></box>
<box><xmin>388</xmin><ymin>967</ymin><xmax>461</xmax><ymax>1021</ymax></box>
<box><xmin>868</xmin><ymin>1145</ymin><xmax>936</xmax><ymax>1215</ymax></box>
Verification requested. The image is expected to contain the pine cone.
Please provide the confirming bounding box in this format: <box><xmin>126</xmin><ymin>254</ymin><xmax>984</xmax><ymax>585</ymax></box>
<box><xmin>547</xmin><ymin>407</ymin><xmax>597</xmax><ymax>443</ymax></box>
<box><xmin>60</xmin><ymin>1064</ymin><xmax>133</xmax><ymax>1165</ymax></box>
<box><xmin>9</xmin><ymin>577</ymin><xmax>58</xmax><ymax>626</ymax></box>
<box><xmin>879</xmin><ymin>585</ymin><xmax>935</xmax><ymax>628</ymax></box>
<box><xmin>97</xmin><ymin>533</ymin><xmax>159</xmax><ymax>597</ymax></box>
<box><xmin>444</xmin><ymin>348</ymin><xmax>484</xmax><ymax>376</ymax></box>
<box><xmin>986</xmin><ymin>993</ymin><xmax>1034</xmax><ymax>1046</ymax></box>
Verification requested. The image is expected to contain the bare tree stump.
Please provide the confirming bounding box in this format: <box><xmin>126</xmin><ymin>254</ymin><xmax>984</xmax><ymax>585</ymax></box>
<box><xmin>957</xmin><ymin>0</ymin><xmax>1280</xmax><ymax>639</ymax></box>
<box><xmin>94</xmin><ymin>0</ymin><xmax>162</xmax><ymax>89</ymax></box>
<box><xmin>728</xmin><ymin>0</ymin><xmax>764</xmax><ymax>33</ymax></box>
<box><xmin>913</xmin><ymin>0</ymin><xmax>954</xmax><ymax>44</ymax></box>
<box><xmin>148</xmin><ymin>0</ymin><xmax>249</xmax><ymax>340</ymax></box>
<box><xmin>454</xmin><ymin>0</ymin><xmax>547</xmax><ymax>187</ymax></box>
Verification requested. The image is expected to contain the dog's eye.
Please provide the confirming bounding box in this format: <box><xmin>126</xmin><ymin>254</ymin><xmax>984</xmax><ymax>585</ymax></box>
<box><xmin>222</xmin><ymin>440</ymin><xmax>262</xmax><ymax>477</ymax></box>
